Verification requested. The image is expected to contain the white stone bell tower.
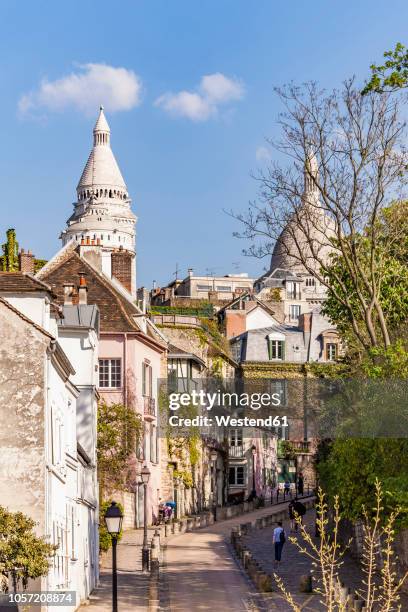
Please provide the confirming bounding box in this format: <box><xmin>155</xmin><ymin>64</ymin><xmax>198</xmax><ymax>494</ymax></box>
<box><xmin>61</xmin><ymin>107</ymin><xmax>137</xmax><ymax>294</ymax></box>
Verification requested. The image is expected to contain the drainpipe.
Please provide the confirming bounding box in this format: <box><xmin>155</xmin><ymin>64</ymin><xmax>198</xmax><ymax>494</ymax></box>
<box><xmin>45</xmin><ymin>339</ymin><xmax>57</xmax><ymax>591</ymax></box>
<box><xmin>123</xmin><ymin>333</ymin><xmax>127</xmax><ymax>407</ymax></box>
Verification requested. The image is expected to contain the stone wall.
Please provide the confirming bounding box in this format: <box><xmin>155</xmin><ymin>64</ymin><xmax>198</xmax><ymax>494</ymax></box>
<box><xmin>0</xmin><ymin>301</ymin><xmax>48</xmax><ymax>534</ymax></box>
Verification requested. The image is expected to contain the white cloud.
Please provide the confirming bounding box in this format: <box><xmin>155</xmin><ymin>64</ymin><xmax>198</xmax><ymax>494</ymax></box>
<box><xmin>155</xmin><ymin>72</ymin><xmax>245</xmax><ymax>121</ymax></box>
<box><xmin>18</xmin><ymin>63</ymin><xmax>143</xmax><ymax>117</ymax></box>
<box><xmin>256</xmin><ymin>146</ymin><xmax>272</xmax><ymax>162</ymax></box>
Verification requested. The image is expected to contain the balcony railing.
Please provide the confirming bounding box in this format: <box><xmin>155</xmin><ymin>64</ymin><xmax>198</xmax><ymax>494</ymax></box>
<box><xmin>229</xmin><ymin>445</ymin><xmax>245</xmax><ymax>458</ymax></box>
<box><xmin>144</xmin><ymin>396</ymin><xmax>156</xmax><ymax>418</ymax></box>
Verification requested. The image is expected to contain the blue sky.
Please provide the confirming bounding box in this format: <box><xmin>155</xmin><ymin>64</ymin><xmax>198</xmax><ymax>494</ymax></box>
<box><xmin>1</xmin><ymin>0</ymin><xmax>407</xmax><ymax>287</ymax></box>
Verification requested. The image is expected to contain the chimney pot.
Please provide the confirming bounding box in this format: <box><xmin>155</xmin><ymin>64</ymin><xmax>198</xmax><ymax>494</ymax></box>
<box><xmin>86</xmin><ymin>236</ymin><xmax>90</xmax><ymax>245</ymax></box>
<box><xmin>78</xmin><ymin>273</ymin><xmax>88</xmax><ymax>305</ymax></box>
<box><xmin>81</xmin><ymin>238</ymin><xmax>85</xmax><ymax>245</ymax></box>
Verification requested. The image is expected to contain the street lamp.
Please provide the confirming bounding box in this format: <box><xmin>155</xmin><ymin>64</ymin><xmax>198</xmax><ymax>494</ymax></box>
<box><xmin>141</xmin><ymin>465</ymin><xmax>151</xmax><ymax>571</ymax></box>
<box><xmin>104</xmin><ymin>502</ymin><xmax>123</xmax><ymax>612</ymax></box>
<box><xmin>251</xmin><ymin>445</ymin><xmax>257</xmax><ymax>498</ymax></box>
<box><xmin>210</xmin><ymin>450</ymin><xmax>218</xmax><ymax>521</ymax></box>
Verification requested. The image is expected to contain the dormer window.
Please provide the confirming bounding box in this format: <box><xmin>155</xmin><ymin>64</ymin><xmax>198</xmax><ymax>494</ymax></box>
<box><xmin>267</xmin><ymin>332</ymin><xmax>286</xmax><ymax>361</ymax></box>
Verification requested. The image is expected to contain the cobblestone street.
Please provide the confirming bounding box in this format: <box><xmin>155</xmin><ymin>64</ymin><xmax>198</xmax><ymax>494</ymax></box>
<box><xmin>242</xmin><ymin>510</ymin><xmax>408</xmax><ymax>611</ymax></box>
<box><xmin>241</xmin><ymin>510</ymin><xmax>358</xmax><ymax>610</ymax></box>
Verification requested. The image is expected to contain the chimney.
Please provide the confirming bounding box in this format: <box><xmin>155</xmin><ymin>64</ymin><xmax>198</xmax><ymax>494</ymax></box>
<box><xmin>63</xmin><ymin>283</ymin><xmax>75</xmax><ymax>305</ymax></box>
<box><xmin>78</xmin><ymin>273</ymin><xmax>88</xmax><ymax>305</ymax></box>
<box><xmin>299</xmin><ymin>312</ymin><xmax>312</xmax><ymax>332</ymax></box>
<box><xmin>111</xmin><ymin>248</ymin><xmax>133</xmax><ymax>293</ymax></box>
<box><xmin>19</xmin><ymin>248</ymin><xmax>35</xmax><ymax>274</ymax></box>
<box><xmin>188</xmin><ymin>268</ymin><xmax>194</xmax><ymax>278</ymax></box>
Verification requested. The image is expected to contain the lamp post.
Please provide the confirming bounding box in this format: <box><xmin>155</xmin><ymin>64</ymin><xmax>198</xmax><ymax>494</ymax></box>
<box><xmin>104</xmin><ymin>501</ymin><xmax>123</xmax><ymax>612</ymax></box>
<box><xmin>141</xmin><ymin>464</ymin><xmax>151</xmax><ymax>571</ymax></box>
<box><xmin>251</xmin><ymin>445</ymin><xmax>257</xmax><ymax>498</ymax></box>
<box><xmin>210</xmin><ymin>450</ymin><xmax>218</xmax><ymax>521</ymax></box>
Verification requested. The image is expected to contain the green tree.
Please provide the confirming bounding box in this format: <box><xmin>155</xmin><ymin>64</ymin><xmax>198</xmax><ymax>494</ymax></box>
<box><xmin>317</xmin><ymin>439</ymin><xmax>408</xmax><ymax>528</ymax></box>
<box><xmin>322</xmin><ymin>201</ymin><xmax>408</xmax><ymax>356</ymax></box>
<box><xmin>97</xmin><ymin>401</ymin><xmax>143</xmax><ymax>494</ymax></box>
<box><xmin>0</xmin><ymin>507</ymin><xmax>55</xmax><ymax>592</ymax></box>
<box><xmin>362</xmin><ymin>42</ymin><xmax>408</xmax><ymax>94</ymax></box>
<box><xmin>1</xmin><ymin>229</ymin><xmax>19</xmax><ymax>272</ymax></box>
<box><xmin>233</xmin><ymin>80</ymin><xmax>408</xmax><ymax>351</ymax></box>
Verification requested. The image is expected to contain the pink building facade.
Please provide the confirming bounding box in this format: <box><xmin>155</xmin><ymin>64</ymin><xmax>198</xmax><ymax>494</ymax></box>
<box><xmin>98</xmin><ymin>331</ymin><xmax>163</xmax><ymax>528</ymax></box>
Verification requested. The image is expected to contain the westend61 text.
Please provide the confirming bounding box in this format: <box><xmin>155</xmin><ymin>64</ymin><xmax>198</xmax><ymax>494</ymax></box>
<box><xmin>168</xmin><ymin>415</ymin><xmax>289</xmax><ymax>427</ymax></box>
<box><xmin>168</xmin><ymin>389</ymin><xmax>282</xmax><ymax>411</ymax></box>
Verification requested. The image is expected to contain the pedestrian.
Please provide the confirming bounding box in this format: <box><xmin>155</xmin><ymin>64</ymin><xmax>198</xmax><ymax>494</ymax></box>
<box><xmin>284</xmin><ymin>480</ymin><xmax>291</xmax><ymax>497</ymax></box>
<box><xmin>288</xmin><ymin>499</ymin><xmax>296</xmax><ymax>532</ymax></box>
<box><xmin>273</xmin><ymin>521</ymin><xmax>286</xmax><ymax>567</ymax></box>
<box><xmin>293</xmin><ymin>499</ymin><xmax>306</xmax><ymax>528</ymax></box>
<box><xmin>297</xmin><ymin>473</ymin><xmax>304</xmax><ymax>496</ymax></box>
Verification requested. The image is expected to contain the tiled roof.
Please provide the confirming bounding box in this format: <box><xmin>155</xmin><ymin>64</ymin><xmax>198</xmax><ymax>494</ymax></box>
<box><xmin>0</xmin><ymin>272</ymin><xmax>56</xmax><ymax>297</ymax></box>
<box><xmin>39</xmin><ymin>251</ymin><xmax>165</xmax><ymax>351</ymax></box>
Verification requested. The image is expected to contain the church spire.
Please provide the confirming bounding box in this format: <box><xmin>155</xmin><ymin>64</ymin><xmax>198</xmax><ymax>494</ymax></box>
<box><xmin>93</xmin><ymin>105</ymin><xmax>111</xmax><ymax>146</ymax></box>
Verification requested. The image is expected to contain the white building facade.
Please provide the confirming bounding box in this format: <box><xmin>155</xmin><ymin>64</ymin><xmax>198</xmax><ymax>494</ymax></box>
<box><xmin>0</xmin><ymin>274</ymin><xmax>99</xmax><ymax>611</ymax></box>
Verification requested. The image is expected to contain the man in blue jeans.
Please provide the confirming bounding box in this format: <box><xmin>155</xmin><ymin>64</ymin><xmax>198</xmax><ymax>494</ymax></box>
<box><xmin>273</xmin><ymin>521</ymin><xmax>286</xmax><ymax>568</ymax></box>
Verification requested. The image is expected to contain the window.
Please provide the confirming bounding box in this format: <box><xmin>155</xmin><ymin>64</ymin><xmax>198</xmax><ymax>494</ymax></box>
<box><xmin>326</xmin><ymin>343</ymin><xmax>337</xmax><ymax>361</ymax></box>
<box><xmin>216</xmin><ymin>285</ymin><xmax>232</xmax><ymax>292</ymax></box>
<box><xmin>268</xmin><ymin>339</ymin><xmax>285</xmax><ymax>360</ymax></box>
<box><xmin>150</xmin><ymin>425</ymin><xmax>157</xmax><ymax>463</ymax></box>
<box><xmin>305</xmin><ymin>277</ymin><xmax>315</xmax><ymax>287</ymax></box>
<box><xmin>99</xmin><ymin>359</ymin><xmax>121</xmax><ymax>388</ymax></box>
<box><xmin>287</xmin><ymin>281</ymin><xmax>300</xmax><ymax>299</ymax></box>
<box><xmin>231</xmin><ymin>340</ymin><xmax>242</xmax><ymax>362</ymax></box>
<box><xmin>230</xmin><ymin>428</ymin><xmax>243</xmax><ymax>446</ymax></box>
<box><xmin>144</xmin><ymin>422</ymin><xmax>150</xmax><ymax>462</ymax></box>
<box><xmin>229</xmin><ymin>465</ymin><xmax>245</xmax><ymax>486</ymax></box>
<box><xmin>197</xmin><ymin>284</ymin><xmax>212</xmax><ymax>291</ymax></box>
<box><xmin>289</xmin><ymin>305</ymin><xmax>301</xmax><ymax>321</ymax></box>
<box><xmin>142</xmin><ymin>362</ymin><xmax>152</xmax><ymax>397</ymax></box>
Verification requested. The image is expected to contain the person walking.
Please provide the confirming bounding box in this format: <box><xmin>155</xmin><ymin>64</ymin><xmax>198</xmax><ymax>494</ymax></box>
<box><xmin>273</xmin><ymin>521</ymin><xmax>286</xmax><ymax>568</ymax></box>
<box><xmin>284</xmin><ymin>480</ymin><xmax>291</xmax><ymax>497</ymax></box>
<box><xmin>288</xmin><ymin>499</ymin><xmax>296</xmax><ymax>532</ymax></box>
<box><xmin>297</xmin><ymin>472</ymin><xmax>304</xmax><ymax>496</ymax></box>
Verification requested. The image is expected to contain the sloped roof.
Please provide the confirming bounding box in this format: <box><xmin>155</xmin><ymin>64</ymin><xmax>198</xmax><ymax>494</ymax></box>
<box><xmin>38</xmin><ymin>249</ymin><xmax>165</xmax><ymax>351</ymax></box>
<box><xmin>0</xmin><ymin>272</ymin><xmax>56</xmax><ymax>298</ymax></box>
<box><xmin>60</xmin><ymin>304</ymin><xmax>100</xmax><ymax>334</ymax></box>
